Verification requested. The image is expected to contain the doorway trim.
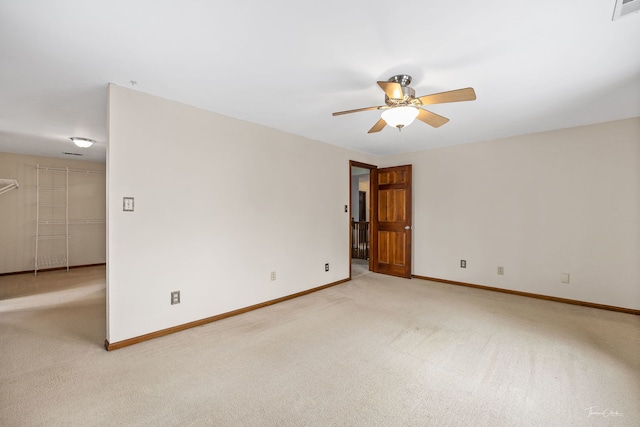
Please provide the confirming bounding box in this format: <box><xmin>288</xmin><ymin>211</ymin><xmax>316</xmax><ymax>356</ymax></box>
<box><xmin>349</xmin><ymin>160</ymin><xmax>377</xmax><ymax>279</ymax></box>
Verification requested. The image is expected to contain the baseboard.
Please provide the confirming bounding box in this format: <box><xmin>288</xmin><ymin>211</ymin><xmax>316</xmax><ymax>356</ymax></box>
<box><xmin>105</xmin><ymin>277</ymin><xmax>351</xmax><ymax>351</ymax></box>
<box><xmin>413</xmin><ymin>275</ymin><xmax>639</xmax><ymax>316</ymax></box>
<box><xmin>0</xmin><ymin>263</ymin><xmax>106</xmax><ymax>277</ymax></box>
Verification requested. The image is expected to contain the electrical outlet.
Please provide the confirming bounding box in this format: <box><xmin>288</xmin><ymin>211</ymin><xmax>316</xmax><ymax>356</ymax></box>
<box><xmin>561</xmin><ymin>273</ymin><xmax>570</xmax><ymax>284</ymax></box>
<box><xmin>123</xmin><ymin>197</ymin><xmax>134</xmax><ymax>212</ymax></box>
<box><xmin>270</xmin><ymin>271</ymin><xmax>276</xmax><ymax>281</ymax></box>
<box><xmin>171</xmin><ymin>291</ymin><xmax>180</xmax><ymax>305</ymax></box>
<box><xmin>497</xmin><ymin>266</ymin><xmax>504</xmax><ymax>275</ymax></box>
<box><xmin>460</xmin><ymin>260</ymin><xmax>466</xmax><ymax>268</ymax></box>
<box><xmin>325</xmin><ymin>263</ymin><xmax>330</xmax><ymax>272</ymax></box>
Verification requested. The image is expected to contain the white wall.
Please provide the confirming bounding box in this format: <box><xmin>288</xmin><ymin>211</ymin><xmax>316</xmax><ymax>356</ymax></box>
<box><xmin>107</xmin><ymin>85</ymin><xmax>639</xmax><ymax>343</ymax></box>
<box><xmin>0</xmin><ymin>152</ymin><xmax>105</xmax><ymax>274</ymax></box>
<box><xmin>350</xmin><ymin>172</ymin><xmax>370</xmax><ymax>222</ymax></box>
<box><xmin>358</xmin><ymin>174</ymin><xmax>370</xmax><ymax>222</ymax></box>
<box><xmin>351</xmin><ymin>178</ymin><xmax>359</xmax><ymax>221</ymax></box>
<box><xmin>382</xmin><ymin>117</ymin><xmax>640</xmax><ymax>310</ymax></box>
<box><xmin>107</xmin><ymin>85</ymin><xmax>371</xmax><ymax>343</ymax></box>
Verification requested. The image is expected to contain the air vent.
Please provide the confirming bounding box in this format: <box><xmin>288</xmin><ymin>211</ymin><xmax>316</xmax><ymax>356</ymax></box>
<box><xmin>63</xmin><ymin>152</ymin><xmax>83</xmax><ymax>156</ymax></box>
<box><xmin>613</xmin><ymin>0</ymin><xmax>640</xmax><ymax>20</ymax></box>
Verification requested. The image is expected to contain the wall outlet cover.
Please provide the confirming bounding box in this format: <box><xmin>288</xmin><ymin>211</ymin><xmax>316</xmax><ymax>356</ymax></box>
<box><xmin>123</xmin><ymin>197</ymin><xmax>134</xmax><ymax>212</ymax></box>
<box><xmin>171</xmin><ymin>290</ymin><xmax>180</xmax><ymax>305</ymax></box>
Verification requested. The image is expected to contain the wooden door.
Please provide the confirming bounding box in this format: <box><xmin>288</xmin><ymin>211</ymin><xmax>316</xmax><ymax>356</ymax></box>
<box><xmin>372</xmin><ymin>165</ymin><xmax>412</xmax><ymax>278</ymax></box>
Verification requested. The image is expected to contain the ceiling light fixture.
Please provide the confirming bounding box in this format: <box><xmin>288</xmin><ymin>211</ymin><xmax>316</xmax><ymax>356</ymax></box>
<box><xmin>70</xmin><ymin>137</ymin><xmax>95</xmax><ymax>148</ymax></box>
<box><xmin>381</xmin><ymin>106</ymin><xmax>419</xmax><ymax>131</ymax></box>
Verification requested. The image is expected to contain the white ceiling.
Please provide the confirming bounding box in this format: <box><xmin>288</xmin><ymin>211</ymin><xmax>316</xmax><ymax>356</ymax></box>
<box><xmin>1</xmin><ymin>0</ymin><xmax>639</xmax><ymax>163</ymax></box>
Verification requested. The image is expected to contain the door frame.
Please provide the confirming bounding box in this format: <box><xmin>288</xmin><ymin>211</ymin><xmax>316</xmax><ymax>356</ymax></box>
<box><xmin>349</xmin><ymin>160</ymin><xmax>377</xmax><ymax>279</ymax></box>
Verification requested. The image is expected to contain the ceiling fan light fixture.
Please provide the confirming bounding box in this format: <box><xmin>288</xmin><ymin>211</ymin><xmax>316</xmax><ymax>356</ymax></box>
<box><xmin>332</xmin><ymin>75</ymin><xmax>475</xmax><ymax>133</ymax></box>
<box><xmin>70</xmin><ymin>137</ymin><xmax>95</xmax><ymax>148</ymax></box>
<box><xmin>381</xmin><ymin>106</ymin><xmax>419</xmax><ymax>130</ymax></box>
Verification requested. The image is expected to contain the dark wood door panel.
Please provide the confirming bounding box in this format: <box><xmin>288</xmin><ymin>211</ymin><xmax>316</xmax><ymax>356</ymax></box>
<box><xmin>372</xmin><ymin>165</ymin><xmax>412</xmax><ymax>278</ymax></box>
<box><xmin>378</xmin><ymin>168</ymin><xmax>408</xmax><ymax>185</ymax></box>
<box><xmin>378</xmin><ymin>188</ymin><xmax>407</xmax><ymax>222</ymax></box>
<box><xmin>377</xmin><ymin>231</ymin><xmax>407</xmax><ymax>270</ymax></box>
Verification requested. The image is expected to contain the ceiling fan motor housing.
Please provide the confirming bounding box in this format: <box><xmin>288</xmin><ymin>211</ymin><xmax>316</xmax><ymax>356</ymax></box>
<box><xmin>385</xmin><ymin>87</ymin><xmax>418</xmax><ymax>106</ymax></box>
<box><xmin>384</xmin><ymin>75</ymin><xmax>421</xmax><ymax>107</ymax></box>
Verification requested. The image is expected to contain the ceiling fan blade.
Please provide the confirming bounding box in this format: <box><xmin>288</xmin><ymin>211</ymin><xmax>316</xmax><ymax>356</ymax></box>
<box><xmin>368</xmin><ymin>118</ymin><xmax>387</xmax><ymax>134</ymax></box>
<box><xmin>418</xmin><ymin>87</ymin><xmax>476</xmax><ymax>106</ymax></box>
<box><xmin>377</xmin><ymin>81</ymin><xmax>404</xmax><ymax>99</ymax></box>
<box><xmin>332</xmin><ymin>105</ymin><xmax>386</xmax><ymax>116</ymax></box>
<box><xmin>417</xmin><ymin>109</ymin><xmax>449</xmax><ymax>128</ymax></box>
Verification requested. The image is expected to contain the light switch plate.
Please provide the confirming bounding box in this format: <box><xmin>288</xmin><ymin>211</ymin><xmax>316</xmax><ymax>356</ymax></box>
<box><xmin>123</xmin><ymin>197</ymin><xmax>134</xmax><ymax>212</ymax></box>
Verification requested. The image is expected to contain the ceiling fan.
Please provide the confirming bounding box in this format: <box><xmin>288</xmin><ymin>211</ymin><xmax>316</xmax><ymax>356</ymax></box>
<box><xmin>332</xmin><ymin>74</ymin><xmax>476</xmax><ymax>133</ymax></box>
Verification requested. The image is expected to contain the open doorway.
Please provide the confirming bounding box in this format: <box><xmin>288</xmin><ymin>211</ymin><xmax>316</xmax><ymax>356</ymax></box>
<box><xmin>350</xmin><ymin>161</ymin><xmax>376</xmax><ymax>279</ymax></box>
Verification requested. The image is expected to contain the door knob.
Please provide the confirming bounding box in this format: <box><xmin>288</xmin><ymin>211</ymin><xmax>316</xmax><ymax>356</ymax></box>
<box><xmin>404</xmin><ymin>225</ymin><xmax>411</xmax><ymax>230</ymax></box>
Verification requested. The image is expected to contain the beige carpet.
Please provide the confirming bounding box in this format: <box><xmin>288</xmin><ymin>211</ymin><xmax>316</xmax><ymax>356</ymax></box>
<box><xmin>1</xmin><ymin>266</ymin><xmax>638</xmax><ymax>426</ymax></box>
<box><xmin>351</xmin><ymin>259</ymin><xmax>370</xmax><ymax>279</ymax></box>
